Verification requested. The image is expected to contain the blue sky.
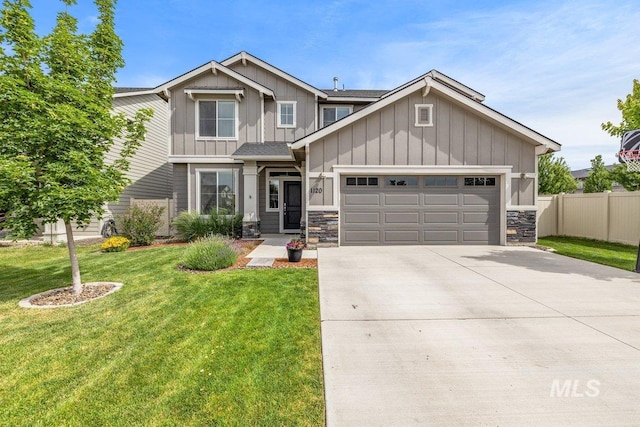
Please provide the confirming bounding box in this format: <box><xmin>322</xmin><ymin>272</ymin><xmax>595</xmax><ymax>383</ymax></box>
<box><xmin>27</xmin><ymin>0</ymin><xmax>640</xmax><ymax>169</ymax></box>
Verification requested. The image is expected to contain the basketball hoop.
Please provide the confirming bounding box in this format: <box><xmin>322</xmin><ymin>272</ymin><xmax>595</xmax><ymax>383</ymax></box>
<box><xmin>618</xmin><ymin>149</ymin><xmax>640</xmax><ymax>172</ymax></box>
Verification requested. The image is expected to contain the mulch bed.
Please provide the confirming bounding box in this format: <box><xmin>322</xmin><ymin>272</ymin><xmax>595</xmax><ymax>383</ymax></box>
<box><xmin>26</xmin><ymin>283</ymin><xmax>119</xmax><ymax>307</ymax></box>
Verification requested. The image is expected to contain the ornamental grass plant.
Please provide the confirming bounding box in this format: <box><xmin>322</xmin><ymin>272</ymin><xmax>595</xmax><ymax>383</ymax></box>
<box><xmin>181</xmin><ymin>235</ymin><xmax>243</xmax><ymax>271</ymax></box>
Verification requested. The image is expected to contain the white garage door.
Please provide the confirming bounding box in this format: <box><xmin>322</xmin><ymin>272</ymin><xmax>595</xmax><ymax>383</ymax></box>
<box><xmin>341</xmin><ymin>175</ymin><xmax>500</xmax><ymax>245</ymax></box>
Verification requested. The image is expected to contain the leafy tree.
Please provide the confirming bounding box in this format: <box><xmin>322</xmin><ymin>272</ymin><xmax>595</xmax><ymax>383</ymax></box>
<box><xmin>583</xmin><ymin>155</ymin><xmax>612</xmax><ymax>193</ymax></box>
<box><xmin>538</xmin><ymin>153</ymin><xmax>577</xmax><ymax>194</ymax></box>
<box><xmin>602</xmin><ymin>79</ymin><xmax>640</xmax><ymax>137</ymax></box>
<box><xmin>602</xmin><ymin>79</ymin><xmax>640</xmax><ymax>190</ymax></box>
<box><xmin>609</xmin><ymin>163</ymin><xmax>640</xmax><ymax>191</ymax></box>
<box><xmin>0</xmin><ymin>0</ymin><xmax>152</xmax><ymax>294</ymax></box>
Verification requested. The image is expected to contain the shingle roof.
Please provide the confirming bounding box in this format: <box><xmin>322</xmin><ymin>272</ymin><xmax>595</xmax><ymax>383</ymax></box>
<box><xmin>323</xmin><ymin>89</ymin><xmax>388</xmax><ymax>99</ymax></box>
<box><xmin>571</xmin><ymin>164</ymin><xmax>617</xmax><ymax>179</ymax></box>
<box><xmin>231</xmin><ymin>142</ymin><xmax>292</xmax><ymax>159</ymax></box>
<box><xmin>114</xmin><ymin>87</ymin><xmax>153</xmax><ymax>93</ymax></box>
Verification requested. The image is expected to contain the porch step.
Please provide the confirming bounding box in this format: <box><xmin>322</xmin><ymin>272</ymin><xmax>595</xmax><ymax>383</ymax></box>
<box><xmin>246</xmin><ymin>257</ymin><xmax>275</xmax><ymax>267</ymax></box>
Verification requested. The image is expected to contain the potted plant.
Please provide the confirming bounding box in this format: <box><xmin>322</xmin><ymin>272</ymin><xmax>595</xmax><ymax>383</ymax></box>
<box><xmin>286</xmin><ymin>238</ymin><xmax>305</xmax><ymax>262</ymax></box>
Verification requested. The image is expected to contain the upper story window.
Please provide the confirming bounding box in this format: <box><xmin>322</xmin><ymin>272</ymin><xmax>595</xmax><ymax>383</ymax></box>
<box><xmin>197</xmin><ymin>99</ymin><xmax>237</xmax><ymax>139</ymax></box>
<box><xmin>277</xmin><ymin>101</ymin><xmax>296</xmax><ymax>128</ymax></box>
<box><xmin>414</xmin><ymin>104</ymin><xmax>433</xmax><ymax>127</ymax></box>
<box><xmin>321</xmin><ymin>105</ymin><xmax>352</xmax><ymax>127</ymax></box>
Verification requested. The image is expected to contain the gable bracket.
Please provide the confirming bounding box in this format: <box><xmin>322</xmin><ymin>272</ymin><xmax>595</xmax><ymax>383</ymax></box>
<box><xmin>423</xmin><ymin>76</ymin><xmax>433</xmax><ymax>97</ymax></box>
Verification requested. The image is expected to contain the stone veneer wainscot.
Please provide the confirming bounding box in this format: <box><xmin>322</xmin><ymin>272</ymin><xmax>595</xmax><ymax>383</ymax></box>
<box><xmin>307</xmin><ymin>211</ymin><xmax>339</xmax><ymax>248</ymax></box>
<box><xmin>506</xmin><ymin>210</ymin><xmax>536</xmax><ymax>244</ymax></box>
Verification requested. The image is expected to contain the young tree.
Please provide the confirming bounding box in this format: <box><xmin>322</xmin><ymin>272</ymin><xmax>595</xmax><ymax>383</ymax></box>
<box><xmin>0</xmin><ymin>0</ymin><xmax>152</xmax><ymax>294</ymax></box>
<box><xmin>602</xmin><ymin>79</ymin><xmax>640</xmax><ymax>188</ymax></box>
<box><xmin>538</xmin><ymin>153</ymin><xmax>578</xmax><ymax>194</ymax></box>
<box><xmin>583</xmin><ymin>155</ymin><xmax>612</xmax><ymax>193</ymax></box>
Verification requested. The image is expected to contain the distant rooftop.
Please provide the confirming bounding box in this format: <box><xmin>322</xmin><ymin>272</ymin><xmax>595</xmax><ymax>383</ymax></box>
<box><xmin>571</xmin><ymin>164</ymin><xmax>618</xmax><ymax>180</ymax></box>
<box><xmin>322</xmin><ymin>89</ymin><xmax>388</xmax><ymax>99</ymax></box>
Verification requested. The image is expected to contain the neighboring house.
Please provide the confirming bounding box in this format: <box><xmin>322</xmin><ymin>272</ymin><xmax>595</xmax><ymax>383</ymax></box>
<box><xmin>571</xmin><ymin>165</ymin><xmax>624</xmax><ymax>193</ymax></box>
<box><xmin>40</xmin><ymin>89</ymin><xmax>171</xmax><ymax>241</ymax></box>
<box><xmin>147</xmin><ymin>51</ymin><xmax>559</xmax><ymax>246</ymax></box>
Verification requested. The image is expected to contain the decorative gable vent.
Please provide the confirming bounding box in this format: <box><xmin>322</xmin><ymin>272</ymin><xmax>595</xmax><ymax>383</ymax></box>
<box><xmin>414</xmin><ymin>104</ymin><xmax>433</xmax><ymax>127</ymax></box>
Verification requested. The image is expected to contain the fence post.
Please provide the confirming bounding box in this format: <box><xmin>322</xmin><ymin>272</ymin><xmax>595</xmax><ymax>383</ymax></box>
<box><xmin>557</xmin><ymin>193</ymin><xmax>564</xmax><ymax>236</ymax></box>
<box><xmin>605</xmin><ymin>191</ymin><xmax>611</xmax><ymax>242</ymax></box>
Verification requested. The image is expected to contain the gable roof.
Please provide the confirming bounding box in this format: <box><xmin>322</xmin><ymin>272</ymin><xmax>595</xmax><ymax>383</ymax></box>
<box><xmin>221</xmin><ymin>51</ymin><xmax>328</xmax><ymax>99</ymax></box>
<box><xmin>153</xmin><ymin>60</ymin><xmax>275</xmax><ymax>98</ymax></box>
<box><xmin>290</xmin><ymin>70</ymin><xmax>560</xmax><ymax>153</ymax></box>
<box><xmin>113</xmin><ymin>87</ymin><xmax>158</xmax><ymax>98</ymax></box>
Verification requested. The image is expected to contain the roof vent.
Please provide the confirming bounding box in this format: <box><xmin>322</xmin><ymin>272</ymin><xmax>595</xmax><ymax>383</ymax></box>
<box><xmin>333</xmin><ymin>77</ymin><xmax>339</xmax><ymax>92</ymax></box>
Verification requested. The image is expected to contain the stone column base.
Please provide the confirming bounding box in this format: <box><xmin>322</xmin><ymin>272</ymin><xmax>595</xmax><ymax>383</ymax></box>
<box><xmin>506</xmin><ymin>210</ymin><xmax>536</xmax><ymax>244</ymax></box>
<box><xmin>307</xmin><ymin>211</ymin><xmax>339</xmax><ymax>248</ymax></box>
<box><xmin>242</xmin><ymin>221</ymin><xmax>261</xmax><ymax>239</ymax></box>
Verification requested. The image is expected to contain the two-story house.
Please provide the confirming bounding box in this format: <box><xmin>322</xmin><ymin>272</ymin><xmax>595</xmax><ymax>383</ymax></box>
<box><xmin>144</xmin><ymin>51</ymin><xmax>559</xmax><ymax>247</ymax></box>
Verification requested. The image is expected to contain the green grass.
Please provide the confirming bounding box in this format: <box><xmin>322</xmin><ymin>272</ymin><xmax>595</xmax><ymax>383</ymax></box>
<box><xmin>0</xmin><ymin>244</ymin><xmax>324</xmax><ymax>426</ymax></box>
<box><xmin>538</xmin><ymin>236</ymin><xmax>639</xmax><ymax>271</ymax></box>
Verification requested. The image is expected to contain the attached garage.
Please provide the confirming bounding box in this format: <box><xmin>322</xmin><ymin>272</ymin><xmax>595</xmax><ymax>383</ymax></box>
<box><xmin>340</xmin><ymin>175</ymin><xmax>500</xmax><ymax>245</ymax></box>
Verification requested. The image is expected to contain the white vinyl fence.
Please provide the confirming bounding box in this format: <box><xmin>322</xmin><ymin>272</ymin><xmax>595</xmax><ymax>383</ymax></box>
<box><xmin>537</xmin><ymin>191</ymin><xmax>640</xmax><ymax>245</ymax></box>
<box><xmin>130</xmin><ymin>198</ymin><xmax>175</xmax><ymax>237</ymax></box>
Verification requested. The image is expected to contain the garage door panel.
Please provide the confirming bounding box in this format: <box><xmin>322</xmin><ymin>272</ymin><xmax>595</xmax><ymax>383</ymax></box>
<box><xmin>384</xmin><ymin>212</ymin><xmax>420</xmax><ymax>224</ymax></box>
<box><xmin>424</xmin><ymin>194</ymin><xmax>459</xmax><ymax>206</ymax></box>
<box><xmin>384</xmin><ymin>194</ymin><xmax>420</xmax><ymax>206</ymax></box>
<box><xmin>384</xmin><ymin>230</ymin><xmax>420</xmax><ymax>243</ymax></box>
<box><xmin>344</xmin><ymin>211</ymin><xmax>380</xmax><ymax>225</ymax></box>
<box><xmin>343</xmin><ymin>193</ymin><xmax>380</xmax><ymax>206</ymax></box>
<box><xmin>343</xmin><ymin>230</ymin><xmax>381</xmax><ymax>244</ymax></box>
<box><xmin>424</xmin><ymin>211</ymin><xmax>459</xmax><ymax>224</ymax></box>
<box><xmin>341</xmin><ymin>175</ymin><xmax>500</xmax><ymax>245</ymax></box>
<box><xmin>463</xmin><ymin>193</ymin><xmax>499</xmax><ymax>206</ymax></box>
<box><xmin>424</xmin><ymin>230</ymin><xmax>459</xmax><ymax>243</ymax></box>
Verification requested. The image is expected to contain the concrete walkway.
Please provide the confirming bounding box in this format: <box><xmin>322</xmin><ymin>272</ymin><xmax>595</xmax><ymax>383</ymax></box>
<box><xmin>245</xmin><ymin>234</ymin><xmax>316</xmax><ymax>267</ymax></box>
<box><xmin>318</xmin><ymin>245</ymin><xmax>640</xmax><ymax>426</ymax></box>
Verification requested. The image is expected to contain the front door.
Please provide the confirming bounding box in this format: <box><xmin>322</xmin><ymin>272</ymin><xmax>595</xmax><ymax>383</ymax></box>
<box><xmin>283</xmin><ymin>181</ymin><xmax>302</xmax><ymax>231</ymax></box>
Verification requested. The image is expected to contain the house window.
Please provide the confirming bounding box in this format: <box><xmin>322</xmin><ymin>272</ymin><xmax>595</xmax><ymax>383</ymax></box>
<box><xmin>321</xmin><ymin>106</ymin><xmax>352</xmax><ymax>127</ymax></box>
<box><xmin>198</xmin><ymin>170</ymin><xmax>238</xmax><ymax>214</ymax></box>
<box><xmin>197</xmin><ymin>100</ymin><xmax>237</xmax><ymax>139</ymax></box>
<box><xmin>277</xmin><ymin>101</ymin><xmax>296</xmax><ymax>128</ymax></box>
<box><xmin>425</xmin><ymin>176</ymin><xmax>457</xmax><ymax>187</ymax></box>
<box><xmin>464</xmin><ymin>177</ymin><xmax>496</xmax><ymax>186</ymax></box>
<box><xmin>268</xmin><ymin>180</ymin><xmax>279</xmax><ymax>209</ymax></box>
<box><xmin>386</xmin><ymin>176</ymin><xmax>418</xmax><ymax>186</ymax></box>
<box><xmin>345</xmin><ymin>176</ymin><xmax>378</xmax><ymax>186</ymax></box>
<box><xmin>415</xmin><ymin>104</ymin><xmax>433</xmax><ymax>127</ymax></box>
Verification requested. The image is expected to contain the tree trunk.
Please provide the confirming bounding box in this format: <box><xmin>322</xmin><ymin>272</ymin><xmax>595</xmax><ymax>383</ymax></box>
<box><xmin>64</xmin><ymin>220</ymin><xmax>83</xmax><ymax>295</ymax></box>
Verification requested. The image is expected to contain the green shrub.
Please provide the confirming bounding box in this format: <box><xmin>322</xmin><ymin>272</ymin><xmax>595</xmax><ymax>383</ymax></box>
<box><xmin>118</xmin><ymin>203</ymin><xmax>165</xmax><ymax>246</ymax></box>
<box><xmin>173</xmin><ymin>211</ymin><xmax>242</xmax><ymax>242</ymax></box>
<box><xmin>181</xmin><ymin>235</ymin><xmax>242</xmax><ymax>271</ymax></box>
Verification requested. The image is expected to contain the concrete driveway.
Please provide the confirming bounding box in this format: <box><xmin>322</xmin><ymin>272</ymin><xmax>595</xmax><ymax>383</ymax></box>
<box><xmin>318</xmin><ymin>246</ymin><xmax>640</xmax><ymax>426</ymax></box>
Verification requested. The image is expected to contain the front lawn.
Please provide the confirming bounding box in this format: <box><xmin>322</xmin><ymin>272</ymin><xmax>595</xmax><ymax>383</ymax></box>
<box><xmin>0</xmin><ymin>244</ymin><xmax>324</xmax><ymax>426</ymax></box>
<box><xmin>538</xmin><ymin>236</ymin><xmax>638</xmax><ymax>271</ymax></box>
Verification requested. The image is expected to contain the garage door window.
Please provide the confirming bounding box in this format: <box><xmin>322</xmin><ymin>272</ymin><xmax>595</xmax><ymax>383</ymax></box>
<box><xmin>386</xmin><ymin>176</ymin><xmax>418</xmax><ymax>187</ymax></box>
<box><xmin>425</xmin><ymin>176</ymin><xmax>457</xmax><ymax>187</ymax></box>
<box><xmin>464</xmin><ymin>177</ymin><xmax>496</xmax><ymax>186</ymax></box>
<box><xmin>346</xmin><ymin>176</ymin><xmax>378</xmax><ymax>186</ymax></box>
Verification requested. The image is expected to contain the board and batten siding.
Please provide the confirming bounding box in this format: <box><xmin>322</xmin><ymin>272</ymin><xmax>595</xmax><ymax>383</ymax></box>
<box><xmin>258</xmin><ymin>170</ymin><xmax>279</xmax><ymax>233</ymax></box>
<box><xmin>107</xmin><ymin>93</ymin><xmax>172</xmax><ymax>218</ymax></box>
<box><xmin>228</xmin><ymin>62</ymin><xmax>317</xmax><ymax>141</ymax></box>
<box><xmin>308</xmin><ymin>89</ymin><xmax>537</xmax><ymax>206</ymax></box>
<box><xmin>170</xmin><ymin>73</ymin><xmax>262</xmax><ymax>156</ymax></box>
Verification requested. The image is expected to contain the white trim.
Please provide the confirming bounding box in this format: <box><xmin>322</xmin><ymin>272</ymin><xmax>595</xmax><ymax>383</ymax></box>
<box><xmin>323</xmin><ymin>96</ymin><xmax>380</xmax><ymax>103</ymax></box>
<box><xmin>185</xmin><ymin>88</ymin><xmax>244</xmax><ymax>102</ymax></box>
<box><xmin>320</xmin><ymin>104</ymin><xmax>353</xmax><ymax>128</ymax></box>
<box><xmin>264</xmin><ymin>168</ymin><xmax>301</xmax><ymax>214</ymax></box>
<box><xmin>507</xmin><ymin>205</ymin><xmax>538</xmax><ymax>211</ymax></box>
<box><xmin>260</xmin><ymin>93</ymin><xmax>265</xmax><ymax>143</ymax></box>
<box><xmin>276</xmin><ymin>101</ymin><xmax>297</xmax><ymax>128</ymax></box>
<box><xmin>169</xmin><ymin>155</ymin><xmax>243</xmax><ymax>164</ymax></box>
<box><xmin>221</xmin><ymin>51</ymin><xmax>328</xmax><ymax>99</ymax></box>
<box><xmin>194</xmin><ymin>168</ymin><xmax>240</xmax><ymax>215</ymax></box>
<box><xmin>195</xmin><ymin>99</ymin><xmax>239</xmax><ymax>140</ymax></box>
<box><xmin>430</xmin><ymin>70</ymin><xmax>485</xmax><ymax>102</ymax></box>
<box><xmin>113</xmin><ymin>89</ymin><xmax>157</xmax><ymax>98</ymax></box>
<box><xmin>414</xmin><ymin>104</ymin><xmax>434</xmax><ymax>127</ymax></box>
<box><xmin>187</xmin><ymin>163</ymin><xmax>192</xmax><ymax>213</ymax></box>
<box><xmin>155</xmin><ymin>61</ymin><xmax>275</xmax><ymax>98</ymax></box>
<box><xmin>314</xmin><ymin>95</ymin><xmax>319</xmax><ymax>131</ymax></box>
<box><xmin>331</xmin><ymin>165</ymin><xmax>512</xmax><ymax>175</ymax></box>
<box><xmin>292</xmin><ymin>73</ymin><xmax>560</xmax><ymax>152</ymax></box>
